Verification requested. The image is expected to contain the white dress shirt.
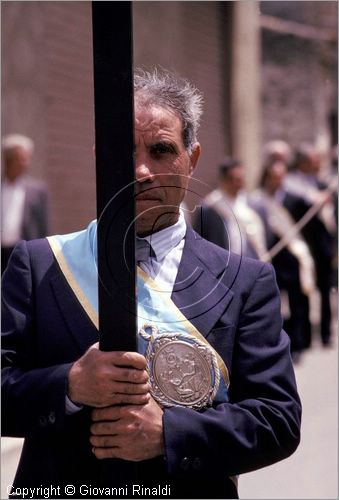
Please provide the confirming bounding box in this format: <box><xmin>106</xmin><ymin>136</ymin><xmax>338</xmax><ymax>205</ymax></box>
<box><xmin>136</xmin><ymin>211</ymin><xmax>186</xmax><ymax>295</ymax></box>
<box><xmin>1</xmin><ymin>178</ymin><xmax>26</xmax><ymax>246</ymax></box>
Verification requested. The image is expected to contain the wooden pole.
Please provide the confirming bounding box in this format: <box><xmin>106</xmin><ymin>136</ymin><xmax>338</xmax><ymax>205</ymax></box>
<box><xmin>92</xmin><ymin>1</ymin><xmax>138</xmax><ymax>485</ymax></box>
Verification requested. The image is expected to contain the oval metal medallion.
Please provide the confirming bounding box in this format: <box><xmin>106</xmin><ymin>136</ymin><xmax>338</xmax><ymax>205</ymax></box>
<box><xmin>150</xmin><ymin>338</ymin><xmax>216</xmax><ymax>408</ymax></box>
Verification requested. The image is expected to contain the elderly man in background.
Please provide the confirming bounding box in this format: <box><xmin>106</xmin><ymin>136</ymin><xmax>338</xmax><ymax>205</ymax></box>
<box><xmin>262</xmin><ymin>139</ymin><xmax>293</xmax><ymax>167</ymax></box>
<box><xmin>2</xmin><ymin>69</ymin><xmax>301</xmax><ymax>499</ymax></box>
<box><xmin>1</xmin><ymin>134</ymin><xmax>49</xmax><ymax>273</ymax></box>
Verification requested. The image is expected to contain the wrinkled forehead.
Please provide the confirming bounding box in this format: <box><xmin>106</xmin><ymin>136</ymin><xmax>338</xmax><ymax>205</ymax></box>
<box><xmin>134</xmin><ymin>99</ymin><xmax>182</xmax><ymax>135</ymax></box>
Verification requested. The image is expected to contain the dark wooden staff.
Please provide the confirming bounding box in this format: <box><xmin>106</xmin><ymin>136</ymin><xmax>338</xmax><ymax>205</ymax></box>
<box><xmin>92</xmin><ymin>0</ymin><xmax>138</xmax><ymax>485</ymax></box>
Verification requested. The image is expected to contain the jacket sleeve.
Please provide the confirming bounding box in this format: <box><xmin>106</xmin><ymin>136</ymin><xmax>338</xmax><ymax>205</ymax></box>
<box><xmin>163</xmin><ymin>262</ymin><xmax>301</xmax><ymax>477</ymax></box>
<box><xmin>1</xmin><ymin>241</ymin><xmax>73</xmax><ymax>437</ymax></box>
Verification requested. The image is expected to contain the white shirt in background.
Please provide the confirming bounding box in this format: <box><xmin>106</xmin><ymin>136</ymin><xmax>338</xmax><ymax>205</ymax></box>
<box><xmin>1</xmin><ymin>179</ymin><xmax>26</xmax><ymax>246</ymax></box>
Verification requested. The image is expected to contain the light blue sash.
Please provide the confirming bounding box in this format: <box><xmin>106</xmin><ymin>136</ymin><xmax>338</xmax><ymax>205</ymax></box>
<box><xmin>47</xmin><ymin>220</ymin><xmax>229</xmax><ymax>405</ymax></box>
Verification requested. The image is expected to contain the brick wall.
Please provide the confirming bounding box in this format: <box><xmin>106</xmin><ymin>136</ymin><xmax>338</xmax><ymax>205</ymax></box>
<box><xmin>1</xmin><ymin>2</ymin><xmax>47</xmax><ymax>180</ymax></box>
<box><xmin>2</xmin><ymin>1</ymin><xmax>231</xmax><ymax>231</ymax></box>
<box><xmin>260</xmin><ymin>1</ymin><xmax>338</xmax><ymax>154</ymax></box>
<box><xmin>42</xmin><ymin>2</ymin><xmax>95</xmax><ymax>233</ymax></box>
<box><xmin>2</xmin><ymin>2</ymin><xmax>337</xmax><ymax>233</ymax></box>
<box><xmin>2</xmin><ymin>2</ymin><xmax>96</xmax><ymax>234</ymax></box>
<box><xmin>133</xmin><ymin>1</ymin><xmax>232</xmax><ymax>207</ymax></box>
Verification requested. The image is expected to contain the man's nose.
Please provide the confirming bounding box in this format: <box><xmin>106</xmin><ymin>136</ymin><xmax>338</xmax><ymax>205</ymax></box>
<box><xmin>135</xmin><ymin>156</ymin><xmax>155</xmax><ymax>183</ymax></box>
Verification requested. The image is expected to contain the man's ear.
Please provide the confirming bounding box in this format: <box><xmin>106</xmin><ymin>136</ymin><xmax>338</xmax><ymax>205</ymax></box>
<box><xmin>189</xmin><ymin>142</ymin><xmax>201</xmax><ymax>175</ymax></box>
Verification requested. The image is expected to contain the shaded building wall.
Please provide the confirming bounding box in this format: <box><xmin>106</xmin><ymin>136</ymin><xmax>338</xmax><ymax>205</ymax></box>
<box><xmin>42</xmin><ymin>2</ymin><xmax>95</xmax><ymax>234</ymax></box>
<box><xmin>2</xmin><ymin>1</ymin><xmax>232</xmax><ymax>231</ymax></box>
<box><xmin>133</xmin><ymin>1</ymin><xmax>232</xmax><ymax>206</ymax></box>
<box><xmin>2</xmin><ymin>2</ymin><xmax>337</xmax><ymax>233</ymax></box>
<box><xmin>259</xmin><ymin>1</ymin><xmax>338</xmax><ymax>160</ymax></box>
<box><xmin>1</xmin><ymin>1</ymin><xmax>95</xmax><ymax>234</ymax></box>
<box><xmin>1</xmin><ymin>2</ymin><xmax>48</xmax><ymax>181</ymax></box>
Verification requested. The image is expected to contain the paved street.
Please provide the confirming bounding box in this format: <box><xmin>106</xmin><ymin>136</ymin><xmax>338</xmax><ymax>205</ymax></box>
<box><xmin>239</xmin><ymin>336</ymin><xmax>338</xmax><ymax>499</ymax></box>
<box><xmin>1</xmin><ymin>293</ymin><xmax>338</xmax><ymax>499</ymax></box>
<box><xmin>239</xmin><ymin>289</ymin><xmax>338</xmax><ymax>499</ymax></box>
<box><xmin>1</xmin><ymin>438</ymin><xmax>23</xmax><ymax>499</ymax></box>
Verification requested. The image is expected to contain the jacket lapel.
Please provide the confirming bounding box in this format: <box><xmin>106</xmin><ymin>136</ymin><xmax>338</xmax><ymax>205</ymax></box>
<box><xmin>50</xmin><ymin>271</ymin><xmax>98</xmax><ymax>354</ymax></box>
<box><xmin>48</xmin><ymin>227</ymin><xmax>233</xmax><ymax>349</ymax></box>
<box><xmin>171</xmin><ymin>228</ymin><xmax>234</xmax><ymax>337</ymax></box>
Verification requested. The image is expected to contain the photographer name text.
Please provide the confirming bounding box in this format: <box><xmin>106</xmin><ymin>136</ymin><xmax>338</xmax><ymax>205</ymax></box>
<box><xmin>7</xmin><ymin>483</ymin><xmax>171</xmax><ymax>498</ymax></box>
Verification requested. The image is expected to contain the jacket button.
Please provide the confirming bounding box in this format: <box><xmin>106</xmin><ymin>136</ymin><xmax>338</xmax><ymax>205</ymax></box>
<box><xmin>192</xmin><ymin>457</ymin><xmax>202</xmax><ymax>471</ymax></box>
<box><xmin>39</xmin><ymin>416</ymin><xmax>47</xmax><ymax>427</ymax></box>
<box><xmin>48</xmin><ymin>412</ymin><xmax>56</xmax><ymax>424</ymax></box>
<box><xmin>180</xmin><ymin>457</ymin><xmax>190</xmax><ymax>471</ymax></box>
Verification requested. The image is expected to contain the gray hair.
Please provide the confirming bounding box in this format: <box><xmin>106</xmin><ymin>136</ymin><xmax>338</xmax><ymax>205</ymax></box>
<box><xmin>2</xmin><ymin>134</ymin><xmax>34</xmax><ymax>155</ymax></box>
<box><xmin>262</xmin><ymin>140</ymin><xmax>292</xmax><ymax>165</ymax></box>
<box><xmin>134</xmin><ymin>68</ymin><xmax>203</xmax><ymax>153</ymax></box>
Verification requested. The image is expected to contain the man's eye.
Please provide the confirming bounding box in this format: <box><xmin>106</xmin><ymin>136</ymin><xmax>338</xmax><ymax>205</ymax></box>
<box><xmin>150</xmin><ymin>143</ymin><xmax>176</xmax><ymax>156</ymax></box>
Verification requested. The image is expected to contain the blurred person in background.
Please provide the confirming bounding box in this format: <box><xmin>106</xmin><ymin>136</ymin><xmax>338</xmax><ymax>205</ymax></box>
<box><xmin>284</xmin><ymin>143</ymin><xmax>336</xmax><ymax>347</ymax></box>
<box><xmin>262</xmin><ymin>139</ymin><xmax>293</xmax><ymax>167</ymax></box>
<box><xmin>285</xmin><ymin>142</ymin><xmax>336</xmax><ymax>203</ymax></box>
<box><xmin>330</xmin><ymin>145</ymin><xmax>338</xmax><ymax>287</ymax></box>
<box><xmin>250</xmin><ymin>160</ymin><xmax>316</xmax><ymax>362</ymax></box>
<box><xmin>1</xmin><ymin>134</ymin><xmax>49</xmax><ymax>274</ymax></box>
<box><xmin>330</xmin><ymin>144</ymin><xmax>338</xmax><ymax>181</ymax></box>
<box><xmin>193</xmin><ymin>157</ymin><xmax>267</xmax><ymax>260</ymax></box>
<box><xmin>321</xmin><ymin>144</ymin><xmax>338</xmax><ymax>288</ymax></box>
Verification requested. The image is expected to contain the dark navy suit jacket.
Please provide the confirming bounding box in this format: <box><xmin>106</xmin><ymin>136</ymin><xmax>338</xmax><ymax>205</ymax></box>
<box><xmin>2</xmin><ymin>228</ymin><xmax>301</xmax><ymax>498</ymax></box>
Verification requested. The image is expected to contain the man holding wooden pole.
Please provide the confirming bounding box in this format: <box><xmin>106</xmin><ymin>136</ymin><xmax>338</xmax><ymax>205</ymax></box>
<box><xmin>2</xmin><ymin>5</ymin><xmax>301</xmax><ymax>498</ymax></box>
